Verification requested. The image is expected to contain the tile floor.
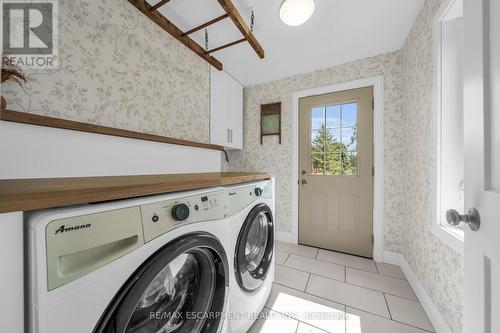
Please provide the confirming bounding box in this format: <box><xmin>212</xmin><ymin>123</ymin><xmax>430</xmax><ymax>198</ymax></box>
<box><xmin>248</xmin><ymin>241</ymin><xmax>435</xmax><ymax>333</ymax></box>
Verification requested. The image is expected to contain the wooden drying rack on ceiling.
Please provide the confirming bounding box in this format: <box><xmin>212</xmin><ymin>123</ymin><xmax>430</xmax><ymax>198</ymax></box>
<box><xmin>128</xmin><ymin>0</ymin><xmax>265</xmax><ymax>70</ymax></box>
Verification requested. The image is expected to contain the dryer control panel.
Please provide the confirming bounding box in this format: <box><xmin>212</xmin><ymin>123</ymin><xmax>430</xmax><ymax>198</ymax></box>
<box><xmin>140</xmin><ymin>189</ymin><xmax>228</xmax><ymax>243</ymax></box>
<box><xmin>226</xmin><ymin>181</ymin><xmax>272</xmax><ymax>217</ymax></box>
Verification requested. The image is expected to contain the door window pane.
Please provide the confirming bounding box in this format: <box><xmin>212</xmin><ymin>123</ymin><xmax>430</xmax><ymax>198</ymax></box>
<box><xmin>326</xmin><ymin>128</ymin><xmax>341</xmax><ymax>152</ymax></box>
<box><xmin>310</xmin><ymin>103</ymin><xmax>358</xmax><ymax>176</ymax></box>
<box><xmin>344</xmin><ymin>151</ymin><xmax>358</xmax><ymax>175</ymax></box>
<box><xmin>326</xmin><ymin>105</ymin><xmax>341</xmax><ymax>128</ymax></box>
<box><xmin>341</xmin><ymin>103</ymin><xmax>358</xmax><ymax>127</ymax></box>
<box><xmin>325</xmin><ymin>153</ymin><xmax>342</xmax><ymax>175</ymax></box>
<box><xmin>311</xmin><ymin>107</ymin><xmax>325</xmax><ymax>130</ymax></box>
<box><xmin>311</xmin><ymin>153</ymin><xmax>325</xmax><ymax>175</ymax></box>
<box><xmin>311</xmin><ymin>129</ymin><xmax>319</xmax><ymax>143</ymax></box>
<box><xmin>341</xmin><ymin>127</ymin><xmax>357</xmax><ymax>151</ymax></box>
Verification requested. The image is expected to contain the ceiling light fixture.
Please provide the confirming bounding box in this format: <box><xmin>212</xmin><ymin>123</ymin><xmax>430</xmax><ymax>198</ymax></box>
<box><xmin>279</xmin><ymin>0</ymin><xmax>315</xmax><ymax>27</ymax></box>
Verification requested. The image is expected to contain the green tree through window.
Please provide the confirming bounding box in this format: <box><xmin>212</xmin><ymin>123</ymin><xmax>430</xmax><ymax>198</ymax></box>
<box><xmin>311</xmin><ymin>124</ymin><xmax>357</xmax><ymax>175</ymax></box>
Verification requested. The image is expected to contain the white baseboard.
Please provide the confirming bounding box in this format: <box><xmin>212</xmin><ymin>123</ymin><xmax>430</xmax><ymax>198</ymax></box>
<box><xmin>275</xmin><ymin>231</ymin><xmax>294</xmax><ymax>243</ymax></box>
<box><xmin>384</xmin><ymin>251</ymin><xmax>453</xmax><ymax>333</ymax></box>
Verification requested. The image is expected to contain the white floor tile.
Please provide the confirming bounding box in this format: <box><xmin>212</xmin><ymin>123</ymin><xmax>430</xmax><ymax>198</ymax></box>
<box><xmin>316</xmin><ymin>250</ymin><xmax>377</xmax><ymax>273</ymax></box>
<box><xmin>266</xmin><ymin>283</ymin><xmax>345</xmax><ymax>333</ymax></box>
<box><xmin>376</xmin><ymin>262</ymin><xmax>407</xmax><ymax>280</ymax></box>
<box><xmin>275</xmin><ymin>250</ymin><xmax>289</xmax><ymax>265</ymax></box>
<box><xmin>296</xmin><ymin>322</ymin><xmax>329</xmax><ymax>333</ymax></box>
<box><xmin>285</xmin><ymin>254</ymin><xmax>345</xmax><ymax>282</ymax></box>
<box><xmin>385</xmin><ymin>294</ymin><xmax>435</xmax><ymax>332</ymax></box>
<box><xmin>306</xmin><ymin>274</ymin><xmax>390</xmax><ymax>318</ymax></box>
<box><xmin>275</xmin><ymin>264</ymin><xmax>310</xmax><ymax>291</ymax></box>
<box><xmin>247</xmin><ymin>308</ymin><xmax>298</xmax><ymax>333</ymax></box>
<box><xmin>346</xmin><ymin>268</ymin><xmax>417</xmax><ymax>300</ymax></box>
<box><xmin>269</xmin><ymin>247</ymin><xmax>433</xmax><ymax>333</ymax></box>
<box><xmin>276</xmin><ymin>241</ymin><xmax>319</xmax><ymax>258</ymax></box>
<box><xmin>346</xmin><ymin>307</ymin><xmax>431</xmax><ymax>333</ymax></box>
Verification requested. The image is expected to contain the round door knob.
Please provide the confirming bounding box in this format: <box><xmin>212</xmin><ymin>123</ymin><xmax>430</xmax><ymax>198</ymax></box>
<box><xmin>255</xmin><ymin>187</ymin><xmax>263</xmax><ymax>197</ymax></box>
<box><xmin>446</xmin><ymin>208</ymin><xmax>480</xmax><ymax>231</ymax></box>
<box><xmin>172</xmin><ymin>203</ymin><xmax>190</xmax><ymax>221</ymax></box>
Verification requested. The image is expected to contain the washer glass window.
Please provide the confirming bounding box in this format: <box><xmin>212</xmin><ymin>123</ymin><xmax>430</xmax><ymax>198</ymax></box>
<box><xmin>245</xmin><ymin>212</ymin><xmax>269</xmax><ymax>272</ymax></box>
<box><xmin>125</xmin><ymin>252</ymin><xmax>215</xmax><ymax>332</ymax></box>
<box><xmin>94</xmin><ymin>234</ymin><xmax>228</xmax><ymax>333</ymax></box>
<box><xmin>236</xmin><ymin>204</ymin><xmax>274</xmax><ymax>291</ymax></box>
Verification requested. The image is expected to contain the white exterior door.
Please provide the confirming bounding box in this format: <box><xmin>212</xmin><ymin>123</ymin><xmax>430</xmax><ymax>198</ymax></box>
<box><xmin>463</xmin><ymin>0</ymin><xmax>500</xmax><ymax>332</ymax></box>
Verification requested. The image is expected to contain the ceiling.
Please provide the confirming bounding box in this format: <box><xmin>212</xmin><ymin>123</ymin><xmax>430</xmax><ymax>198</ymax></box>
<box><xmin>152</xmin><ymin>0</ymin><xmax>424</xmax><ymax>86</ymax></box>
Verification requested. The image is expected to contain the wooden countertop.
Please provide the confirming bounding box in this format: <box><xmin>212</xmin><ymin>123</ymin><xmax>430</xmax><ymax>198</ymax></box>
<box><xmin>0</xmin><ymin>172</ymin><xmax>271</xmax><ymax>213</ymax></box>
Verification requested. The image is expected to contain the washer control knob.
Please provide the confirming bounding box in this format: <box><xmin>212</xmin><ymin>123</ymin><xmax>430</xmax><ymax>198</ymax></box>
<box><xmin>172</xmin><ymin>203</ymin><xmax>190</xmax><ymax>221</ymax></box>
<box><xmin>254</xmin><ymin>187</ymin><xmax>263</xmax><ymax>197</ymax></box>
<box><xmin>152</xmin><ymin>214</ymin><xmax>159</xmax><ymax>223</ymax></box>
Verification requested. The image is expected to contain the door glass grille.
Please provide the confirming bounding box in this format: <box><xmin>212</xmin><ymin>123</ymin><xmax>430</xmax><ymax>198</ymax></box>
<box><xmin>310</xmin><ymin>103</ymin><xmax>358</xmax><ymax>175</ymax></box>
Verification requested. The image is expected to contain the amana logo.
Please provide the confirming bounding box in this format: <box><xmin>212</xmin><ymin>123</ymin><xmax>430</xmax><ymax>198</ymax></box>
<box><xmin>54</xmin><ymin>223</ymin><xmax>91</xmax><ymax>234</ymax></box>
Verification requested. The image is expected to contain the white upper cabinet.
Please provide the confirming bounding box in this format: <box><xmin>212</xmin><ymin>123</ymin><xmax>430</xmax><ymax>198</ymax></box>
<box><xmin>210</xmin><ymin>67</ymin><xmax>243</xmax><ymax>150</ymax></box>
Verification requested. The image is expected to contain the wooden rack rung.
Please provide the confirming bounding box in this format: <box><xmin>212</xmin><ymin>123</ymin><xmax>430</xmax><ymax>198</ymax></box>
<box><xmin>150</xmin><ymin>0</ymin><xmax>170</xmax><ymax>11</ymax></box>
<box><xmin>205</xmin><ymin>38</ymin><xmax>246</xmax><ymax>54</ymax></box>
<box><xmin>182</xmin><ymin>14</ymin><xmax>229</xmax><ymax>36</ymax></box>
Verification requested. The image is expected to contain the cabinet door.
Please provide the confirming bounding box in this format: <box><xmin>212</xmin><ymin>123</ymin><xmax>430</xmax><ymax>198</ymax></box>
<box><xmin>228</xmin><ymin>77</ymin><xmax>243</xmax><ymax>150</ymax></box>
<box><xmin>210</xmin><ymin>67</ymin><xmax>230</xmax><ymax>147</ymax></box>
<box><xmin>210</xmin><ymin>67</ymin><xmax>243</xmax><ymax>150</ymax></box>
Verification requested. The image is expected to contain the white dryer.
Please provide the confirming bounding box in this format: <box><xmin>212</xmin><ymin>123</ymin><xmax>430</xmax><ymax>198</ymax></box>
<box><xmin>27</xmin><ymin>187</ymin><xmax>231</xmax><ymax>333</ymax></box>
<box><xmin>226</xmin><ymin>180</ymin><xmax>275</xmax><ymax>333</ymax></box>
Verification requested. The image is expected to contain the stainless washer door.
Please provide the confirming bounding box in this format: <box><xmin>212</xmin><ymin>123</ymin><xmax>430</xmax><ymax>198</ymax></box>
<box><xmin>235</xmin><ymin>204</ymin><xmax>274</xmax><ymax>292</ymax></box>
<box><xmin>94</xmin><ymin>233</ymin><xmax>228</xmax><ymax>333</ymax></box>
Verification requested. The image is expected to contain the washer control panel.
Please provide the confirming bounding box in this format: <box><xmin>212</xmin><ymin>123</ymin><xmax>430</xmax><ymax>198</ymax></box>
<box><xmin>140</xmin><ymin>190</ymin><xmax>227</xmax><ymax>242</ymax></box>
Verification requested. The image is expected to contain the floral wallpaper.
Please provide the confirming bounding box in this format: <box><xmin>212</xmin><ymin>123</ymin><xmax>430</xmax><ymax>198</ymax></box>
<box><xmin>1</xmin><ymin>0</ymin><xmax>210</xmax><ymax>143</ymax></box>
<box><xmin>400</xmin><ymin>0</ymin><xmax>463</xmax><ymax>331</ymax></box>
<box><xmin>1</xmin><ymin>0</ymin><xmax>462</xmax><ymax>330</ymax></box>
<box><xmin>222</xmin><ymin>51</ymin><xmax>406</xmax><ymax>253</ymax></box>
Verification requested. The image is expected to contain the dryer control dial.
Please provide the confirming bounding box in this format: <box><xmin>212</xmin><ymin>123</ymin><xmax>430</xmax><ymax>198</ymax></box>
<box><xmin>171</xmin><ymin>203</ymin><xmax>190</xmax><ymax>221</ymax></box>
<box><xmin>254</xmin><ymin>187</ymin><xmax>263</xmax><ymax>197</ymax></box>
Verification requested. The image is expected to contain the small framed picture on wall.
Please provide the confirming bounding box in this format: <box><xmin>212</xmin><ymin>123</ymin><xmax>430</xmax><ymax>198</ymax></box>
<box><xmin>260</xmin><ymin>102</ymin><xmax>281</xmax><ymax>144</ymax></box>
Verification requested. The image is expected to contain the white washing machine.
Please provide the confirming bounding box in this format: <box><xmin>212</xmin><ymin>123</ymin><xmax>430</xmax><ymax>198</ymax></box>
<box><xmin>226</xmin><ymin>180</ymin><xmax>275</xmax><ymax>333</ymax></box>
<box><xmin>27</xmin><ymin>187</ymin><xmax>232</xmax><ymax>333</ymax></box>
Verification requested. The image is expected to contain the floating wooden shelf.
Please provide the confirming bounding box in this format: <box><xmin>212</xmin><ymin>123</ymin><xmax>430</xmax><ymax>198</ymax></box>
<box><xmin>128</xmin><ymin>0</ymin><xmax>265</xmax><ymax>70</ymax></box>
<box><xmin>0</xmin><ymin>109</ymin><xmax>224</xmax><ymax>152</ymax></box>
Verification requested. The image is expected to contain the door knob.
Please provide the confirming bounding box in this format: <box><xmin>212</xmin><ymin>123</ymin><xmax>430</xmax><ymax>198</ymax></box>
<box><xmin>301</xmin><ymin>179</ymin><xmax>307</xmax><ymax>185</ymax></box>
<box><xmin>301</xmin><ymin>170</ymin><xmax>306</xmax><ymax>175</ymax></box>
<box><xmin>446</xmin><ymin>208</ymin><xmax>481</xmax><ymax>231</ymax></box>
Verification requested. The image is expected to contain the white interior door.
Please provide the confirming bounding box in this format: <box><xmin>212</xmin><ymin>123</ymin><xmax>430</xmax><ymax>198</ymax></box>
<box><xmin>463</xmin><ymin>0</ymin><xmax>500</xmax><ymax>332</ymax></box>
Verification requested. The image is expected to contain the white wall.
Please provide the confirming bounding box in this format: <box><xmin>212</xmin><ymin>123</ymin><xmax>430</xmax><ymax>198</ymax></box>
<box><xmin>0</xmin><ymin>121</ymin><xmax>222</xmax><ymax>179</ymax></box>
<box><xmin>0</xmin><ymin>212</ymin><xmax>23</xmax><ymax>333</ymax></box>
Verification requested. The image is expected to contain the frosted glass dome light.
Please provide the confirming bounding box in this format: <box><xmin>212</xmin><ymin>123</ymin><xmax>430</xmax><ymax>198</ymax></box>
<box><xmin>279</xmin><ymin>0</ymin><xmax>315</xmax><ymax>27</ymax></box>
